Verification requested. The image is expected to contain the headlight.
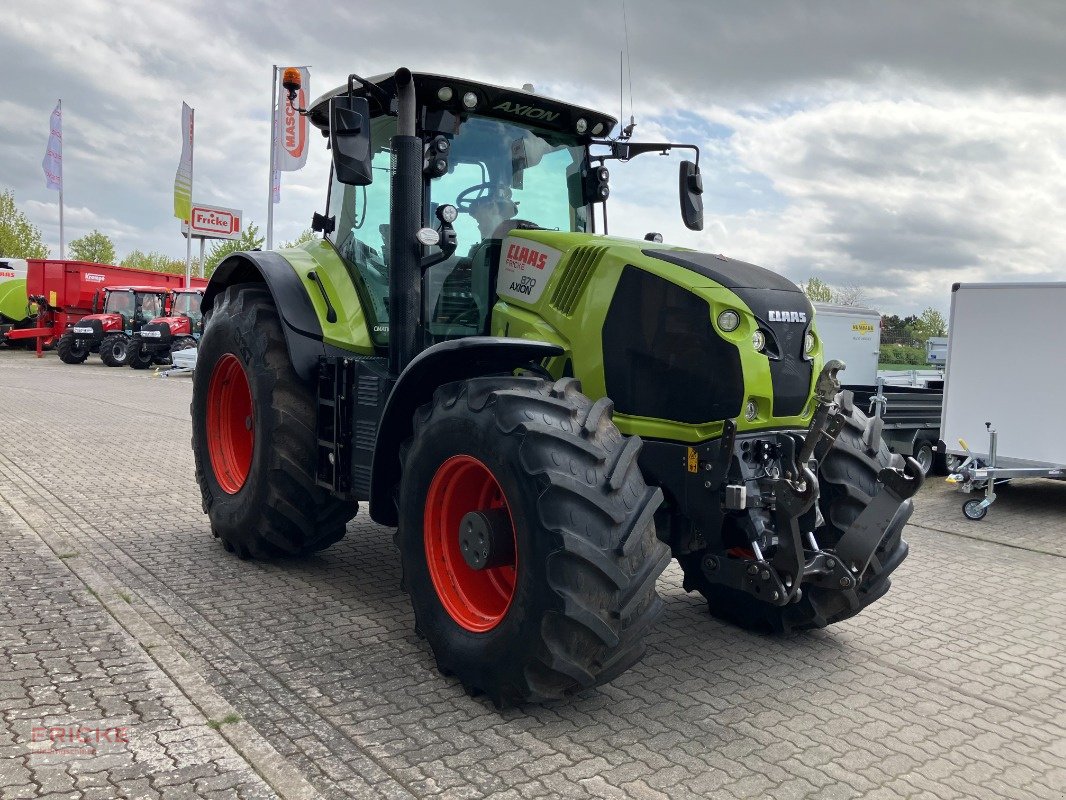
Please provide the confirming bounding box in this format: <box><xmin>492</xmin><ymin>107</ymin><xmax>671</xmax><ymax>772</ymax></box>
<box><xmin>804</xmin><ymin>331</ymin><xmax>816</xmax><ymax>354</ymax></box>
<box><xmin>745</xmin><ymin>400</ymin><xmax>758</xmax><ymax>421</ymax></box>
<box><xmin>717</xmin><ymin>310</ymin><xmax>740</xmax><ymax>332</ymax></box>
<box><xmin>752</xmin><ymin>329</ymin><xmax>767</xmax><ymax>352</ymax></box>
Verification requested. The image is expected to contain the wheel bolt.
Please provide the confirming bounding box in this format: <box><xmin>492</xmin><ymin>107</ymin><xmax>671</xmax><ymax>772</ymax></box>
<box><xmin>825</xmin><ymin>558</ymin><xmax>836</xmax><ymax>568</ymax></box>
<box><xmin>747</xmin><ymin>564</ymin><xmax>759</xmax><ymax>575</ymax></box>
<box><xmin>839</xmin><ymin>577</ymin><xmax>851</xmax><ymax>588</ymax></box>
<box><xmin>760</xmin><ymin>570</ymin><xmax>770</xmax><ymax>581</ymax></box>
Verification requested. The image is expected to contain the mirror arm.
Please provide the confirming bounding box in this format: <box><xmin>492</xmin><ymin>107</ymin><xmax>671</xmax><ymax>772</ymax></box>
<box><xmin>590</xmin><ymin>140</ymin><xmax>700</xmax><ymax>168</ymax></box>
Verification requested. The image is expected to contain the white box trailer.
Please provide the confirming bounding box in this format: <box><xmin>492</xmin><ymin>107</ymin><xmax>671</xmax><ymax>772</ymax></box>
<box><xmin>941</xmin><ymin>282</ymin><xmax>1066</xmax><ymax>519</ymax></box>
<box><xmin>812</xmin><ymin>303</ymin><xmax>881</xmax><ymax>385</ymax></box>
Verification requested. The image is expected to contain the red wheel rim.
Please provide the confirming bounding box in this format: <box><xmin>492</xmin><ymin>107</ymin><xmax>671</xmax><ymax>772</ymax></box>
<box><xmin>424</xmin><ymin>455</ymin><xmax>517</xmax><ymax>632</ymax></box>
<box><xmin>206</xmin><ymin>353</ymin><xmax>254</xmax><ymax>494</ymax></box>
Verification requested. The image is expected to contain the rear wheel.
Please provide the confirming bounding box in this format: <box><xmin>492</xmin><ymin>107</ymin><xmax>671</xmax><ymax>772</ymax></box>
<box><xmin>99</xmin><ymin>333</ymin><xmax>130</xmax><ymax>367</ymax></box>
<box><xmin>684</xmin><ymin>393</ymin><xmax>910</xmax><ymax>634</ymax></box>
<box><xmin>57</xmin><ymin>332</ymin><xmax>89</xmax><ymax>364</ymax></box>
<box><xmin>913</xmin><ymin>439</ymin><xmax>934</xmax><ymax>476</ymax></box>
<box><xmin>171</xmin><ymin>336</ymin><xmax>196</xmax><ymax>353</ymax></box>
<box><xmin>191</xmin><ymin>284</ymin><xmax>357</xmax><ymax>558</ymax></box>
<box><xmin>396</xmin><ymin>376</ymin><xmax>668</xmax><ymax>706</ymax></box>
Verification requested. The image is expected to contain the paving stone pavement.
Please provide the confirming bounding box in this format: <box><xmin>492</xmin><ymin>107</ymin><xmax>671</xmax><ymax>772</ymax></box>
<box><xmin>0</xmin><ymin>350</ymin><xmax>1064</xmax><ymax>800</ymax></box>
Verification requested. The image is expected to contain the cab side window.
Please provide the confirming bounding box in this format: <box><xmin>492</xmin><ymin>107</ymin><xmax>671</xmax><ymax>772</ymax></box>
<box><xmin>326</xmin><ymin>116</ymin><xmax>397</xmax><ymax>347</ymax></box>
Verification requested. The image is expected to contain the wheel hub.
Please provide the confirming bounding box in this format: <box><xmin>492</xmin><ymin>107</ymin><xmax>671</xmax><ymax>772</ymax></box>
<box><xmin>458</xmin><ymin>508</ymin><xmax>514</xmax><ymax>571</ymax></box>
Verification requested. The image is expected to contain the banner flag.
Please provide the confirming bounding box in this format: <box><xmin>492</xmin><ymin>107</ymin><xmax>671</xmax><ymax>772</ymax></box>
<box><xmin>275</xmin><ymin>67</ymin><xmax>310</xmax><ymax>172</ymax></box>
<box><xmin>173</xmin><ymin>102</ymin><xmax>194</xmax><ymax>220</ymax></box>
<box><xmin>42</xmin><ymin>101</ymin><xmax>62</xmax><ymax>191</ymax></box>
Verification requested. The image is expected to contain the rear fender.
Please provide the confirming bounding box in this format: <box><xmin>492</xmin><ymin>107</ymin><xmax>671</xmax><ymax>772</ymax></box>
<box><xmin>204</xmin><ymin>252</ymin><xmax>327</xmax><ymax>381</ymax></box>
<box><xmin>369</xmin><ymin>337</ymin><xmax>564</xmax><ymax>525</ymax></box>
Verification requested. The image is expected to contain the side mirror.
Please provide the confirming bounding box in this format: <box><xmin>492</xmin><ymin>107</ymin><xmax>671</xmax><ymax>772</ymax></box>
<box><xmin>330</xmin><ymin>95</ymin><xmax>373</xmax><ymax>186</ymax></box>
<box><xmin>679</xmin><ymin>160</ymin><xmax>704</xmax><ymax>231</ymax></box>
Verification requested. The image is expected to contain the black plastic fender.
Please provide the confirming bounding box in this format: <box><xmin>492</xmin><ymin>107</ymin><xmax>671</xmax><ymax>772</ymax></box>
<box><xmin>369</xmin><ymin>337</ymin><xmax>564</xmax><ymax>526</ymax></box>
<box><xmin>202</xmin><ymin>251</ymin><xmax>327</xmax><ymax>381</ymax></box>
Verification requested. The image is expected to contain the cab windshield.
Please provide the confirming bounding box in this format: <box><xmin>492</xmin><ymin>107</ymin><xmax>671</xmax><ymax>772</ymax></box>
<box><xmin>425</xmin><ymin>117</ymin><xmax>587</xmax><ymax>341</ymax></box>
<box><xmin>172</xmin><ymin>291</ymin><xmax>202</xmax><ymax>322</ymax></box>
<box><xmin>326</xmin><ymin>112</ymin><xmax>588</xmax><ymax>347</ymax></box>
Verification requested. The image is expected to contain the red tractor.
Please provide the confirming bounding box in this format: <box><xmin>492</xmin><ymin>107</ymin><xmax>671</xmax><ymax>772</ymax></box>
<box><xmin>128</xmin><ymin>288</ymin><xmax>205</xmax><ymax>369</ymax></box>
<box><xmin>58</xmin><ymin>286</ymin><xmax>169</xmax><ymax>367</ymax></box>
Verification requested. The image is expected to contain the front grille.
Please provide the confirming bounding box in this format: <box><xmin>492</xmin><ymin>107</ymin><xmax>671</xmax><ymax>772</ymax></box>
<box><xmin>602</xmin><ymin>266</ymin><xmax>744</xmax><ymax>424</ymax></box>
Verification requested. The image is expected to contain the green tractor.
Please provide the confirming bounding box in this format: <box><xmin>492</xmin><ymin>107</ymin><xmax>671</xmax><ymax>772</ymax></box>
<box><xmin>191</xmin><ymin>68</ymin><xmax>922</xmax><ymax>706</ymax></box>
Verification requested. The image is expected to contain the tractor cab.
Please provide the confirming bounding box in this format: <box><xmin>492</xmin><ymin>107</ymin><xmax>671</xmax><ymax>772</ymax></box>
<box><xmin>93</xmin><ymin>287</ymin><xmax>168</xmax><ymax>331</ymax></box>
<box><xmin>307</xmin><ymin>72</ymin><xmax>702</xmax><ymax>354</ymax></box>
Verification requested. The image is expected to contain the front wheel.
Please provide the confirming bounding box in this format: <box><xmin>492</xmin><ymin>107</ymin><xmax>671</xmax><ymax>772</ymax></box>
<box><xmin>396</xmin><ymin>376</ymin><xmax>668</xmax><ymax>706</ymax></box>
<box><xmin>57</xmin><ymin>332</ymin><xmax>89</xmax><ymax>364</ymax></box>
<box><xmin>99</xmin><ymin>333</ymin><xmax>130</xmax><ymax>367</ymax></box>
<box><xmin>128</xmin><ymin>344</ymin><xmax>154</xmax><ymax>370</ymax></box>
<box><xmin>190</xmin><ymin>284</ymin><xmax>356</xmax><ymax>558</ymax></box>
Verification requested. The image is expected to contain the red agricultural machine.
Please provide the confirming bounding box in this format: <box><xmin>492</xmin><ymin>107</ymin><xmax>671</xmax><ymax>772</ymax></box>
<box><xmin>3</xmin><ymin>260</ymin><xmax>206</xmax><ymax>359</ymax></box>
<box><xmin>128</xmin><ymin>288</ymin><xmax>205</xmax><ymax>369</ymax></box>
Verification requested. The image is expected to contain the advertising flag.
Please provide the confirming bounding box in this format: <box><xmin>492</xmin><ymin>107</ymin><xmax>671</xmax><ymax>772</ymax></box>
<box><xmin>275</xmin><ymin>67</ymin><xmax>310</xmax><ymax>172</ymax></box>
<box><xmin>42</xmin><ymin>101</ymin><xmax>62</xmax><ymax>191</ymax></box>
<box><xmin>173</xmin><ymin>102</ymin><xmax>194</xmax><ymax>220</ymax></box>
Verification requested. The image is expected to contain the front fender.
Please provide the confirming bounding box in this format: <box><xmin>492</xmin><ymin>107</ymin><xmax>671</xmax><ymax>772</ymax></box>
<box><xmin>368</xmin><ymin>337</ymin><xmax>564</xmax><ymax>525</ymax></box>
<box><xmin>204</xmin><ymin>251</ymin><xmax>326</xmax><ymax>381</ymax></box>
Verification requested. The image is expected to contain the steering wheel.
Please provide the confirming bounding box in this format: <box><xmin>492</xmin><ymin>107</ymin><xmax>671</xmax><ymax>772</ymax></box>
<box><xmin>455</xmin><ymin>182</ymin><xmax>495</xmax><ymax>213</ymax></box>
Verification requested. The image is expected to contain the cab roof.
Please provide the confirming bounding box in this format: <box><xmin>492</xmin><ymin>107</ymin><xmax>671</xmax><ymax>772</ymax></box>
<box><xmin>308</xmin><ymin>71</ymin><xmax>617</xmax><ymax>142</ymax></box>
<box><xmin>104</xmin><ymin>286</ymin><xmax>170</xmax><ymax>293</ymax></box>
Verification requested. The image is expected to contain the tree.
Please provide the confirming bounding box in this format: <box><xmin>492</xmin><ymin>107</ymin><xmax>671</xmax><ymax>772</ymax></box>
<box><xmin>801</xmin><ymin>277</ymin><xmax>834</xmax><ymax>303</ymax></box>
<box><xmin>203</xmin><ymin>222</ymin><xmax>264</xmax><ymax>276</ymax></box>
<box><xmin>0</xmin><ymin>189</ymin><xmax>49</xmax><ymax>259</ymax></box>
<box><xmin>68</xmin><ymin>229</ymin><xmax>116</xmax><ymax>264</ymax></box>
<box><xmin>907</xmin><ymin>307</ymin><xmax>947</xmax><ymax>342</ymax></box>
<box><xmin>121</xmin><ymin>250</ymin><xmax>197</xmax><ymax>275</ymax></box>
<box><xmin>280</xmin><ymin>228</ymin><xmax>316</xmax><ymax>248</ymax></box>
<box><xmin>832</xmin><ymin>284</ymin><xmax>868</xmax><ymax>307</ymax></box>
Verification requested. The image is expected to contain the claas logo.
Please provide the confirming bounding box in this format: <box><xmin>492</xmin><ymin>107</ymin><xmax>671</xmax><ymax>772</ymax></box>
<box><xmin>852</xmin><ymin>321</ymin><xmax>875</xmax><ymax>334</ymax></box>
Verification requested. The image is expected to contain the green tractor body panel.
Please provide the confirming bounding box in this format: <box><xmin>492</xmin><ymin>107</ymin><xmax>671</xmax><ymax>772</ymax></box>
<box><xmin>0</xmin><ymin>277</ymin><xmax>29</xmax><ymax>324</ymax></box>
<box><xmin>273</xmin><ymin>240</ymin><xmax>375</xmax><ymax>355</ymax></box>
<box><xmin>487</xmin><ymin>229</ymin><xmax>821</xmax><ymax>443</ymax></box>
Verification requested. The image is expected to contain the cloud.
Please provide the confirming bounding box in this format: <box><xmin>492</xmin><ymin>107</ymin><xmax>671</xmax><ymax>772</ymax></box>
<box><xmin>3</xmin><ymin>1</ymin><xmax>1066</xmax><ymax>315</ymax></box>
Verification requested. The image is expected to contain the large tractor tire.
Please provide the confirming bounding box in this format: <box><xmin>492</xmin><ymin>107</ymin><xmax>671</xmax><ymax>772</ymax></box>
<box><xmin>396</xmin><ymin>375</ymin><xmax>669</xmax><ymax>707</ymax></box>
<box><xmin>99</xmin><ymin>333</ymin><xmax>131</xmax><ymax>367</ymax></box>
<box><xmin>128</xmin><ymin>345</ymin><xmax>154</xmax><ymax>370</ymax></box>
<box><xmin>684</xmin><ymin>393</ymin><xmax>909</xmax><ymax>634</ymax></box>
<box><xmin>56</xmin><ymin>332</ymin><xmax>89</xmax><ymax>364</ymax></box>
<box><xmin>191</xmin><ymin>284</ymin><xmax>357</xmax><ymax>559</ymax></box>
<box><xmin>171</xmin><ymin>336</ymin><xmax>196</xmax><ymax>354</ymax></box>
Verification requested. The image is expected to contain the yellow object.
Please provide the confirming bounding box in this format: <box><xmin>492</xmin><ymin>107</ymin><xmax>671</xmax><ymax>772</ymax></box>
<box><xmin>686</xmin><ymin>447</ymin><xmax>698</xmax><ymax>473</ymax></box>
<box><xmin>49</xmin><ymin>290</ymin><xmax>57</xmax><ymax>306</ymax></box>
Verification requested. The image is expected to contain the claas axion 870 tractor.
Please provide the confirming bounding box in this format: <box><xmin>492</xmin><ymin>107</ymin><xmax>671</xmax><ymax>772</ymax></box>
<box><xmin>191</xmin><ymin>68</ymin><xmax>923</xmax><ymax>706</ymax></box>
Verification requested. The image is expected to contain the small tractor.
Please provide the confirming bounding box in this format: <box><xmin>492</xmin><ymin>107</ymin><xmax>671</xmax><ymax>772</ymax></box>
<box><xmin>191</xmin><ymin>69</ymin><xmax>922</xmax><ymax>706</ymax></box>
<box><xmin>59</xmin><ymin>286</ymin><xmax>169</xmax><ymax>366</ymax></box>
<box><xmin>128</xmin><ymin>287</ymin><xmax>205</xmax><ymax>369</ymax></box>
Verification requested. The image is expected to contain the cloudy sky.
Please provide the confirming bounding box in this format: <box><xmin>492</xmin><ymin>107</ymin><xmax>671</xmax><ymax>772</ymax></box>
<box><xmin>3</xmin><ymin>0</ymin><xmax>1065</xmax><ymax>315</ymax></box>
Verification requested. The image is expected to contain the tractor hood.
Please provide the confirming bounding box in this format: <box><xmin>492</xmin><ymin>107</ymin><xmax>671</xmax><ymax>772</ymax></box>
<box><xmin>150</xmin><ymin>316</ymin><xmax>192</xmax><ymax>334</ymax></box>
<box><xmin>70</xmin><ymin>314</ymin><xmax>123</xmax><ymax>338</ymax></box>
